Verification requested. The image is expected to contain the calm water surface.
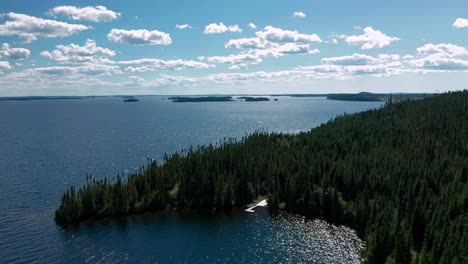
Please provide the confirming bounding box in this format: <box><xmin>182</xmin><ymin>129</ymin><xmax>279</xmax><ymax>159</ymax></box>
<box><xmin>0</xmin><ymin>96</ymin><xmax>382</xmax><ymax>263</ymax></box>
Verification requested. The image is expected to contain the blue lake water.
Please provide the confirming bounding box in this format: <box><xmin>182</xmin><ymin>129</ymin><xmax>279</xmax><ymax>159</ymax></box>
<box><xmin>0</xmin><ymin>96</ymin><xmax>382</xmax><ymax>263</ymax></box>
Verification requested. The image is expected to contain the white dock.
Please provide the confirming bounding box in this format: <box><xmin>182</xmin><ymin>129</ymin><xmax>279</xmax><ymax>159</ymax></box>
<box><xmin>245</xmin><ymin>199</ymin><xmax>268</xmax><ymax>212</ymax></box>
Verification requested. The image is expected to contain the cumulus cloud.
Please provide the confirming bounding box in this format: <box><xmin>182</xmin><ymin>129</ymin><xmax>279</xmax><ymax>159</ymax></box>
<box><xmin>409</xmin><ymin>43</ymin><xmax>468</xmax><ymax>71</ymax></box>
<box><xmin>50</xmin><ymin>6</ymin><xmax>120</xmax><ymax>22</ymax></box>
<box><xmin>107</xmin><ymin>29</ymin><xmax>172</xmax><ymax>45</ymax></box>
<box><xmin>26</xmin><ymin>63</ymin><xmax>121</xmax><ymax>76</ymax></box>
<box><xmin>41</xmin><ymin>39</ymin><xmax>115</xmax><ymax>63</ymax></box>
<box><xmin>453</xmin><ymin>18</ymin><xmax>468</xmax><ymax>28</ymax></box>
<box><xmin>321</xmin><ymin>53</ymin><xmax>378</xmax><ymax>65</ymax></box>
<box><xmin>416</xmin><ymin>43</ymin><xmax>468</xmax><ymax>57</ymax></box>
<box><xmin>0</xmin><ymin>12</ymin><xmax>89</xmax><ymax>43</ymax></box>
<box><xmin>248</xmin><ymin>23</ymin><xmax>257</xmax><ymax>29</ymax></box>
<box><xmin>253</xmin><ymin>43</ymin><xmax>319</xmax><ymax>57</ymax></box>
<box><xmin>409</xmin><ymin>56</ymin><xmax>468</xmax><ymax>71</ymax></box>
<box><xmin>0</xmin><ymin>61</ymin><xmax>11</xmax><ymax>69</ymax></box>
<box><xmin>221</xmin><ymin>26</ymin><xmax>322</xmax><ymax>66</ymax></box>
<box><xmin>343</xmin><ymin>26</ymin><xmax>399</xmax><ymax>49</ymax></box>
<box><xmin>176</xmin><ymin>24</ymin><xmax>191</xmax><ymax>29</ymax></box>
<box><xmin>293</xmin><ymin>12</ymin><xmax>306</xmax><ymax>18</ymax></box>
<box><xmin>30</xmin><ymin>64</ymin><xmax>121</xmax><ymax>76</ymax></box>
<box><xmin>204</xmin><ymin>23</ymin><xmax>242</xmax><ymax>34</ymax></box>
<box><xmin>344</xmin><ymin>62</ymin><xmax>403</xmax><ymax>76</ymax></box>
<box><xmin>314</xmin><ymin>53</ymin><xmax>405</xmax><ymax>77</ymax></box>
<box><xmin>225</xmin><ymin>38</ymin><xmax>267</xmax><ymax>49</ymax></box>
<box><xmin>256</xmin><ymin>26</ymin><xmax>321</xmax><ymax>43</ymax></box>
<box><xmin>200</xmin><ymin>53</ymin><xmax>262</xmax><ymax>69</ymax></box>
<box><xmin>118</xmin><ymin>58</ymin><xmax>214</xmax><ymax>72</ymax></box>
<box><xmin>325</xmin><ymin>38</ymin><xmax>338</xmax><ymax>44</ymax></box>
<box><xmin>0</xmin><ymin>43</ymin><xmax>30</xmax><ymax>60</ymax></box>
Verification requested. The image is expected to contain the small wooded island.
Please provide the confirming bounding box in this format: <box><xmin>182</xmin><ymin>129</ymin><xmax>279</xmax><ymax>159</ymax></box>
<box><xmin>56</xmin><ymin>91</ymin><xmax>468</xmax><ymax>263</ymax></box>
<box><xmin>123</xmin><ymin>98</ymin><xmax>139</xmax><ymax>102</ymax></box>
<box><xmin>327</xmin><ymin>92</ymin><xmax>384</xmax><ymax>101</ymax></box>
<box><xmin>238</xmin><ymin>96</ymin><xmax>270</xmax><ymax>102</ymax></box>
<box><xmin>168</xmin><ymin>96</ymin><xmax>233</xmax><ymax>102</ymax></box>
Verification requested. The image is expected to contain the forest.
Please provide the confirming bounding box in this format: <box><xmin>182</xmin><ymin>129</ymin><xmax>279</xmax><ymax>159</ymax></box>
<box><xmin>56</xmin><ymin>91</ymin><xmax>468</xmax><ymax>263</ymax></box>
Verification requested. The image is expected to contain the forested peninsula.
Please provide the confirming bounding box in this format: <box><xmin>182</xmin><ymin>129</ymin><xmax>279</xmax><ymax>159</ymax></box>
<box><xmin>56</xmin><ymin>91</ymin><xmax>468</xmax><ymax>263</ymax></box>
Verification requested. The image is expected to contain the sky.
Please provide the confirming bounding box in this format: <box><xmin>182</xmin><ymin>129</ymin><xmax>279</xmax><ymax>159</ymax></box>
<box><xmin>0</xmin><ymin>0</ymin><xmax>468</xmax><ymax>96</ymax></box>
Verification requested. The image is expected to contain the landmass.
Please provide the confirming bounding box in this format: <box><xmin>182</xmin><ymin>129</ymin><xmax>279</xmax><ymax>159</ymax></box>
<box><xmin>123</xmin><ymin>98</ymin><xmax>139</xmax><ymax>102</ymax></box>
<box><xmin>56</xmin><ymin>91</ymin><xmax>467</xmax><ymax>263</ymax></box>
<box><xmin>168</xmin><ymin>96</ymin><xmax>233</xmax><ymax>102</ymax></box>
<box><xmin>326</xmin><ymin>92</ymin><xmax>432</xmax><ymax>102</ymax></box>
<box><xmin>327</xmin><ymin>92</ymin><xmax>383</xmax><ymax>101</ymax></box>
<box><xmin>238</xmin><ymin>96</ymin><xmax>270</xmax><ymax>102</ymax></box>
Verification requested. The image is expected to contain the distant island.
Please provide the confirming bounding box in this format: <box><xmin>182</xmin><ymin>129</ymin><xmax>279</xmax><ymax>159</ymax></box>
<box><xmin>56</xmin><ymin>91</ymin><xmax>467</xmax><ymax>263</ymax></box>
<box><xmin>238</xmin><ymin>96</ymin><xmax>270</xmax><ymax>102</ymax></box>
<box><xmin>123</xmin><ymin>98</ymin><xmax>139</xmax><ymax>102</ymax></box>
<box><xmin>327</xmin><ymin>92</ymin><xmax>384</xmax><ymax>102</ymax></box>
<box><xmin>168</xmin><ymin>96</ymin><xmax>233</xmax><ymax>102</ymax></box>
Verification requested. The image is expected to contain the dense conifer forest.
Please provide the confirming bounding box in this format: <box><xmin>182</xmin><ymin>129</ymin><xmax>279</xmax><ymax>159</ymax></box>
<box><xmin>56</xmin><ymin>91</ymin><xmax>468</xmax><ymax>263</ymax></box>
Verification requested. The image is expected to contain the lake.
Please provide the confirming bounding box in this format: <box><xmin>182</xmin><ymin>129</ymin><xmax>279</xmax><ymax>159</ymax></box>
<box><xmin>0</xmin><ymin>96</ymin><xmax>382</xmax><ymax>263</ymax></box>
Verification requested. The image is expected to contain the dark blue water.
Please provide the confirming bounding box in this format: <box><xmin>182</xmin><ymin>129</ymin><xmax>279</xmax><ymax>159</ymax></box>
<box><xmin>0</xmin><ymin>96</ymin><xmax>381</xmax><ymax>263</ymax></box>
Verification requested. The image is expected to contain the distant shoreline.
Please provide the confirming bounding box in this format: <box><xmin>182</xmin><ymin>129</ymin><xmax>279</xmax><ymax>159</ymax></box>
<box><xmin>0</xmin><ymin>92</ymin><xmax>433</xmax><ymax>102</ymax></box>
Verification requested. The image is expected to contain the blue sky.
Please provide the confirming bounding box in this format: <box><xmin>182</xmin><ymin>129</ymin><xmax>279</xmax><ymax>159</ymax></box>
<box><xmin>0</xmin><ymin>0</ymin><xmax>468</xmax><ymax>95</ymax></box>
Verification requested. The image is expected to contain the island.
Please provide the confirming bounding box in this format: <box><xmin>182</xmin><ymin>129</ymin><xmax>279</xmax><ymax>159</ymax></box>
<box><xmin>168</xmin><ymin>96</ymin><xmax>233</xmax><ymax>102</ymax></box>
<box><xmin>123</xmin><ymin>98</ymin><xmax>139</xmax><ymax>102</ymax></box>
<box><xmin>327</xmin><ymin>92</ymin><xmax>384</xmax><ymax>101</ymax></box>
<box><xmin>55</xmin><ymin>91</ymin><xmax>468</xmax><ymax>263</ymax></box>
<box><xmin>237</xmin><ymin>96</ymin><xmax>270</xmax><ymax>102</ymax></box>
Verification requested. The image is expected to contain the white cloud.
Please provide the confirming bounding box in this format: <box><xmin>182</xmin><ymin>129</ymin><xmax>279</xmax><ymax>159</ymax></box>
<box><xmin>402</xmin><ymin>55</ymin><xmax>415</xmax><ymax>60</ymax></box>
<box><xmin>107</xmin><ymin>29</ymin><xmax>172</xmax><ymax>45</ymax></box>
<box><xmin>200</xmin><ymin>53</ymin><xmax>262</xmax><ymax>68</ymax></box>
<box><xmin>248</xmin><ymin>23</ymin><xmax>257</xmax><ymax>29</ymax></box>
<box><xmin>0</xmin><ymin>43</ymin><xmax>30</xmax><ymax>60</ymax></box>
<box><xmin>0</xmin><ymin>61</ymin><xmax>11</xmax><ymax>70</ymax></box>
<box><xmin>316</xmin><ymin>53</ymin><xmax>404</xmax><ymax>77</ymax></box>
<box><xmin>256</xmin><ymin>26</ymin><xmax>321</xmax><ymax>43</ymax></box>
<box><xmin>176</xmin><ymin>24</ymin><xmax>191</xmax><ymax>29</ymax></box>
<box><xmin>50</xmin><ymin>6</ymin><xmax>120</xmax><ymax>22</ymax></box>
<box><xmin>223</xmin><ymin>27</ymin><xmax>322</xmax><ymax>64</ymax></box>
<box><xmin>293</xmin><ymin>12</ymin><xmax>306</xmax><ymax>18</ymax></box>
<box><xmin>322</xmin><ymin>53</ymin><xmax>378</xmax><ymax>65</ymax></box>
<box><xmin>344</xmin><ymin>62</ymin><xmax>403</xmax><ymax>76</ymax></box>
<box><xmin>453</xmin><ymin>18</ymin><xmax>468</xmax><ymax>28</ymax></box>
<box><xmin>0</xmin><ymin>12</ymin><xmax>89</xmax><ymax>43</ymax></box>
<box><xmin>204</xmin><ymin>23</ymin><xmax>242</xmax><ymax>34</ymax></box>
<box><xmin>41</xmin><ymin>39</ymin><xmax>115</xmax><ymax>63</ymax></box>
<box><xmin>409</xmin><ymin>55</ymin><xmax>468</xmax><ymax>71</ymax></box>
<box><xmin>30</xmin><ymin>64</ymin><xmax>121</xmax><ymax>76</ymax></box>
<box><xmin>225</xmin><ymin>38</ymin><xmax>267</xmax><ymax>49</ymax></box>
<box><xmin>325</xmin><ymin>38</ymin><xmax>338</xmax><ymax>44</ymax></box>
<box><xmin>416</xmin><ymin>43</ymin><xmax>468</xmax><ymax>57</ymax></box>
<box><xmin>343</xmin><ymin>26</ymin><xmax>399</xmax><ymax>49</ymax></box>
<box><xmin>118</xmin><ymin>58</ymin><xmax>214</xmax><ymax>72</ymax></box>
<box><xmin>253</xmin><ymin>43</ymin><xmax>319</xmax><ymax>57</ymax></box>
<box><xmin>378</xmin><ymin>54</ymin><xmax>401</xmax><ymax>61</ymax></box>
<box><xmin>409</xmin><ymin>43</ymin><xmax>468</xmax><ymax>71</ymax></box>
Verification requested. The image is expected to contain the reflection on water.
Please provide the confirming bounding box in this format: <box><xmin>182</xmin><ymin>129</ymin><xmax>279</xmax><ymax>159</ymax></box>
<box><xmin>55</xmin><ymin>209</ymin><xmax>364</xmax><ymax>263</ymax></box>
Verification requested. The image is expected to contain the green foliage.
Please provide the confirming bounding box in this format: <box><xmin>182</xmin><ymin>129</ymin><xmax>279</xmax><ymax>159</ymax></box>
<box><xmin>56</xmin><ymin>91</ymin><xmax>468</xmax><ymax>263</ymax></box>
